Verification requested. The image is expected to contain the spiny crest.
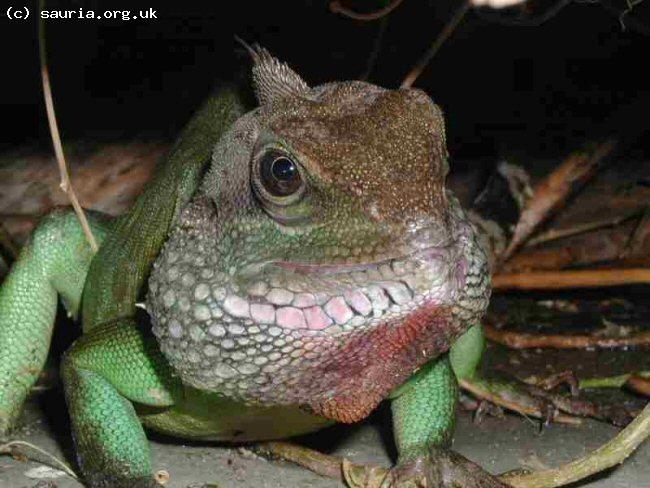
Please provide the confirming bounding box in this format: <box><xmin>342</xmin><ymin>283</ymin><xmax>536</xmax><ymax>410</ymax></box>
<box><xmin>248</xmin><ymin>44</ymin><xmax>312</xmax><ymax>105</ymax></box>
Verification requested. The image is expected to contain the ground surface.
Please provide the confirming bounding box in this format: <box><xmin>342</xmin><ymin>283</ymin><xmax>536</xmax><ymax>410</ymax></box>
<box><xmin>1</xmin><ymin>393</ymin><xmax>648</xmax><ymax>488</ymax></box>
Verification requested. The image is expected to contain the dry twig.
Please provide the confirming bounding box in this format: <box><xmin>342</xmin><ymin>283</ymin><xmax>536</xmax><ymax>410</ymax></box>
<box><xmin>361</xmin><ymin>16</ymin><xmax>389</xmax><ymax>80</ymax></box>
<box><xmin>400</xmin><ymin>1</ymin><xmax>471</xmax><ymax>88</ymax></box>
<box><xmin>525</xmin><ymin>211</ymin><xmax>638</xmax><ymax>247</ymax></box>
<box><xmin>38</xmin><ymin>1</ymin><xmax>98</xmax><ymax>252</ymax></box>
<box><xmin>626</xmin><ymin>375</ymin><xmax>650</xmax><ymax>396</ymax></box>
<box><xmin>493</xmin><ymin>267</ymin><xmax>650</xmax><ymax>290</ymax></box>
<box><xmin>484</xmin><ymin>324</ymin><xmax>650</xmax><ymax>350</ymax></box>
<box><xmin>623</xmin><ymin>207</ymin><xmax>650</xmax><ymax>258</ymax></box>
<box><xmin>256</xmin><ymin>441</ymin><xmax>344</xmax><ymax>480</ymax></box>
<box><xmin>501</xmin><ymin>141</ymin><xmax>616</xmax><ymax>262</ymax></box>
<box><xmin>501</xmin><ymin>228</ymin><xmax>650</xmax><ymax>273</ymax></box>
<box><xmin>0</xmin><ymin>440</ymin><xmax>78</xmax><ymax>479</ymax></box>
<box><xmin>459</xmin><ymin>378</ymin><xmax>582</xmax><ymax>425</ymax></box>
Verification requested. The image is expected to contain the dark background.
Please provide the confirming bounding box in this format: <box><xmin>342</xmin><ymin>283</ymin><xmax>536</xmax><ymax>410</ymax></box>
<box><xmin>2</xmin><ymin>0</ymin><xmax>649</xmax><ymax>162</ymax></box>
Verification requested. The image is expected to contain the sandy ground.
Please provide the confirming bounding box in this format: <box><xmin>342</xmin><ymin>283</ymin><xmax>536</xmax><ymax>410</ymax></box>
<box><xmin>0</xmin><ymin>396</ymin><xmax>647</xmax><ymax>488</ymax></box>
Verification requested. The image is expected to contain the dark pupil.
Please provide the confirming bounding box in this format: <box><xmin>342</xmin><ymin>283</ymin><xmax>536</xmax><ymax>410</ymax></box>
<box><xmin>259</xmin><ymin>152</ymin><xmax>302</xmax><ymax>197</ymax></box>
<box><xmin>271</xmin><ymin>157</ymin><xmax>296</xmax><ymax>181</ymax></box>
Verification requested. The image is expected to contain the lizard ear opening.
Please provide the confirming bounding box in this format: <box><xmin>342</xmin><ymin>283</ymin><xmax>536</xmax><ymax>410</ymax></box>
<box><xmin>238</xmin><ymin>39</ymin><xmax>312</xmax><ymax>106</ymax></box>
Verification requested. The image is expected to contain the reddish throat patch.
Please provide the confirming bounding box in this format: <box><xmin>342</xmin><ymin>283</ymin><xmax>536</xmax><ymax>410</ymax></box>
<box><xmin>289</xmin><ymin>303</ymin><xmax>459</xmax><ymax>423</ymax></box>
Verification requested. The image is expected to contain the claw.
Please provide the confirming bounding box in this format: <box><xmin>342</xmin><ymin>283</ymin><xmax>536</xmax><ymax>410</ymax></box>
<box><xmin>380</xmin><ymin>447</ymin><xmax>508</xmax><ymax>488</ymax></box>
<box><xmin>473</xmin><ymin>399</ymin><xmax>504</xmax><ymax>424</ymax></box>
<box><xmin>342</xmin><ymin>458</ymin><xmax>389</xmax><ymax>488</ymax></box>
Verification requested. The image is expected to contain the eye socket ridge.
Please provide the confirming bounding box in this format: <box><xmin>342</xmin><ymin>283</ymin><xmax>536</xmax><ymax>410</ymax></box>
<box><xmin>254</xmin><ymin>149</ymin><xmax>306</xmax><ymax>201</ymax></box>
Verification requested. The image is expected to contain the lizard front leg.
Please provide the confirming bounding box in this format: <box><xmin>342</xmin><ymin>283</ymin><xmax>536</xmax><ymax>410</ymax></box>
<box><xmin>387</xmin><ymin>345</ymin><xmax>507</xmax><ymax>487</ymax></box>
<box><xmin>0</xmin><ymin>210</ymin><xmax>110</xmax><ymax>435</ymax></box>
<box><xmin>62</xmin><ymin>320</ymin><xmax>181</xmax><ymax>488</ymax></box>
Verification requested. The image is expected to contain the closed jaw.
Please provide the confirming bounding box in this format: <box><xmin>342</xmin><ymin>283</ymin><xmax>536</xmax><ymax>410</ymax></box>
<box><xmin>157</xmin><ymin>243</ymin><xmax>462</xmax><ymax>336</ymax></box>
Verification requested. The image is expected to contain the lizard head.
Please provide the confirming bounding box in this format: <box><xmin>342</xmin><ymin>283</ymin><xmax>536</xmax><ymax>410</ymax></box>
<box><xmin>147</xmin><ymin>47</ymin><xmax>490</xmax><ymax>423</ymax></box>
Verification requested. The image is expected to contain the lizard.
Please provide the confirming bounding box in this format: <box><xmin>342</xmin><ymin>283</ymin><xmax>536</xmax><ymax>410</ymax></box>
<box><xmin>0</xmin><ymin>46</ymin><xmax>503</xmax><ymax>487</ymax></box>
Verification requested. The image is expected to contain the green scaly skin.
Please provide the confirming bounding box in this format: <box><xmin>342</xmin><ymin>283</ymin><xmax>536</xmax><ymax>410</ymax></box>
<box><xmin>0</xmin><ymin>48</ymin><xmax>504</xmax><ymax>487</ymax></box>
<box><xmin>0</xmin><ymin>211</ymin><xmax>111</xmax><ymax>433</ymax></box>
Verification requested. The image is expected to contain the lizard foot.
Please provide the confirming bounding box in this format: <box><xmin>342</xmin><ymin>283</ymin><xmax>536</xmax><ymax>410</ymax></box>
<box><xmin>381</xmin><ymin>446</ymin><xmax>508</xmax><ymax>488</ymax></box>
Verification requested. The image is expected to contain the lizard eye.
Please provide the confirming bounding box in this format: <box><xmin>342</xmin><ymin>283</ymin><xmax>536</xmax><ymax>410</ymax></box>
<box><xmin>256</xmin><ymin>151</ymin><xmax>305</xmax><ymax>199</ymax></box>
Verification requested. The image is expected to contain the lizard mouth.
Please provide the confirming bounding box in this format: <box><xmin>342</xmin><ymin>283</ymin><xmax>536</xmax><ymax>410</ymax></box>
<box><xmin>230</xmin><ymin>242</ymin><xmax>464</xmax><ymax>333</ymax></box>
<box><xmin>271</xmin><ymin>246</ymin><xmax>447</xmax><ymax>276</ymax></box>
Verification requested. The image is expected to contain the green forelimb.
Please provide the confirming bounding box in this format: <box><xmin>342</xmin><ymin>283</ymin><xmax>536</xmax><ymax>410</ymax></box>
<box><xmin>387</xmin><ymin>327</ymin><xmax>507</xmax><ymax>487</ymax></box>
<box><xmin>0</xmin><ymin>211</ymin><xmax>110</xmax><ymax>434</ymax></box>
<box><xmin>62</xmin><ymin>320</ymin><xmax>180</xmax><ymax>487</ymax></box>
<box><xmin>391</xmin><ymin>323</ymin><xmax>486</xmax><ymax>461</ymax></box>
<box><xmin>391</xmin><ymin>355</ymin><xmax>458</xmax><ymax>462</ymax></box>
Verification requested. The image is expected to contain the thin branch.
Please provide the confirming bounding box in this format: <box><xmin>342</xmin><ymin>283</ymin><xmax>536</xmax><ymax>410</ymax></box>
<box><xmin>256</xmin><ymin>441</ymin><xmax>344</xmax><ymax>480</ymax></box>
<box><xmin>459</xmin><ymin>378</ymin><xmax>582</xmax><ymax>425</ymax></box>
<box><xmin>502</xmin><ymin>402</ymin><xmax>650</xmax><ymax>487</ymax></box>
<box><xmin>501</xmin><ymin>140</ymin><xmax>616</xmax><ymax>262</ymax></box>
<box><xmin>525</xmin><ymin>211</ymin><xmax>639</xmax><ymax>247</ymax></box>
<box><xmin>38</xmin><ymin>0</ymin><xmax>98</xmax><ymax>252</ymax></box>
<box><xmin>0</xmin><ymin>440</ymin><xmax>78</xmax><ymax>479</ymax></box>
<box><xmin>400</xmin><ymin>1</ymin><xmax>470</xmax><ymax>88</ymax></box>
<box><xmin>517</xmin><ymin>383</ymin><xmax>637</xmax><ymax>426</ymax></box>
<box><xmin>619</xmin><ymin>0</ymin><xmax>646</xmax><ymax>31</ymax></box>
<box><xmin>501</xmin><ymin>229</ymin><xmax>650</xmax><ymax>274</ymax></box>
<box><xmin>484</xmin><ymin>324</ymin><xmax>650</xmax><ymax>350</ymax></box>
<box><xmin>493</xmin><ymin>268</ymin><xmax>650</xmax><ymax>290</ymax></box>
<box><xmin>622</xmin><ymin>207</ymin><xmax>650</xmax><ymax>257</ymax></box>
<box><xmin>329</xmin><ymin>0</ymin><xmax>405</xmax><ymax>21</ymax></box>
<box><xmin>361</xmin><ymin>16</ymin><xmax>389</xmax><ymax>81</ymax></box>
<box><xmin>626</xmin><ymin>375</ymin><xmax>650</xmax><ymax>396</ymax></box>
